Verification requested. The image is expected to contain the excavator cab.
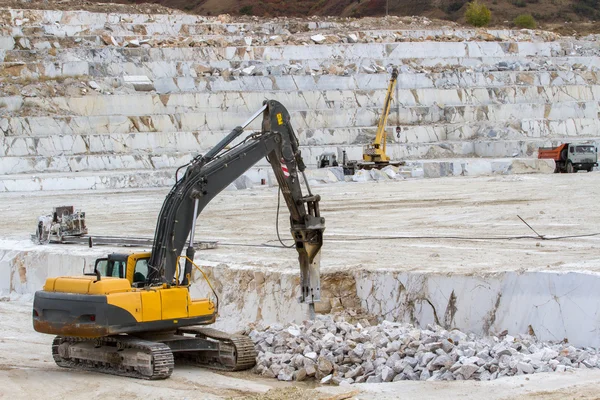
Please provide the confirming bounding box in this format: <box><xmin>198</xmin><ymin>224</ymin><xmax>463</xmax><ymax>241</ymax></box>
<box><xmin>94</xmin><ymin>253</ymin><xmax>151</xmax><ymax>287</ymax></box>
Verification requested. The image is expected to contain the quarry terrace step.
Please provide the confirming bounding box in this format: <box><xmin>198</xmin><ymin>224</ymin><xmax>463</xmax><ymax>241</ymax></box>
<box><xmin>2</xmin><ymin>105</ymin><xmax>600</xmax><ymax>141</ymax></box>
<box><xmin>4</xmin><ymin>42</ymin><xmax>599</xmax><ymax>64</ymax></box>
<box><xmin>0</xmin><ymin>10</ymin><xmax>397</xmax><ymax>31</ymax></box>
<box><xmin>2</xmin><ymin>108</ymin><xmax>599</xmax><ymax>137</ymax></box>
<box><xmin>1</xmin><ymin>32</ymin><xmax>593</xmax><ymax>51</ymax></box>
<box><xmin>0</xmin><ymin>157</ymin><xmax>555</xmax><ymax>191</ymax></box>
<box><xmin>5</xmin><ymin>82</ymin><xmax>600</xmax><ymax>107</ymax></box>
<box><xmin>3</xmin><ymin>240</ymin><xmax>600</xmax><ymax>348</ymax></box>
<box><xmin>2</xmin><ymin>92</ymin><xmax>599</xmax><ymax>118</ymax></box>
<box><xmin>0</xmin><ymin>168</ymin><xmax>176</xmax><ymax>191</ymax></box>
<box><xmin>0</xmin><ymin>152</ymin><xmax>192</xmax><ymax>175</ymax></box>
<box><xmin>0</xmin><ymin>9</ymin><xmax>574</xmax><ymax>40</ymax></box>
<box><xmin>1</xmin><ymin>138</ymin><xmax>598</xmax><ymax>175</ymax></box>
<box><xmin>3</xmin><ymin>71</ymin><xmax>600</xmax><ymax>99</ymax></box>
<box><xmin>13</xmin><ymin>69</ymin><xmax>600</xmax><ymax>88</ymax></box>
<box><xmin>0</xmin><ymin>28</ymin><xmax>575</xmax><ymax>45</ymax></box>
<box><xmin>4</xmin><ymin>123</ymin><xmax>598</xmax><ymax>158</ymax></box>
<box><xmin>0</xmin><ymin>11</ymin><xmax>563</xmax><ymax>39</ymax></box>
<box><xmin>2</xmin><ymin>57</ymin><xmax>598</xmax><ymax>83</ymax></box>
<box><xmin>1</xmin><ymin>121</ymin><xmax>599</xmax><ymax>154</ymax></box>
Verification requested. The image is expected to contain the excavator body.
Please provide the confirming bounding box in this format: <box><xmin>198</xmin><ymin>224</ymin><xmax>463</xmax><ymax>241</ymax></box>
<box><xmin>33</xmin><ymin>262</ymin><xmax>216</xmax><ymax>338</ymax></box>
<box><xmin>32</xmin><ymin>100</ymin><xmax>324</xmax><ymax>380</ymax></box>
<box><xmin>32</xmin><ymin>252</ymin><xmax>256</xmax><ymax>379</ymax></box>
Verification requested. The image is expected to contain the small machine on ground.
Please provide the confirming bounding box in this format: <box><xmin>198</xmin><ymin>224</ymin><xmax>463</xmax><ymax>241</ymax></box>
<box><xmin>32</xmin><ymin>100</ymin><xmax>325</xmax><ymax>380</ymax></box>
<box><xmin>34</xmin><ymin>206</ymin><xmax>87</xmax><ymax>244</ymax></box>
<box><xmin>538</xmin><ymin>143</ymin><xmax>598</xmax><ymax>173</ymax></box>
<box><xmin>317</xmin><ymin>152</ymin><xmax>339</xmax><ymax>169</ymax></box>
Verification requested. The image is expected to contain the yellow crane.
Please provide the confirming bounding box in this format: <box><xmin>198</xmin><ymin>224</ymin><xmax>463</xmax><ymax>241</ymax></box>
<box><xmin>317</xmin><ymin>67</ymin><xmax>403</xmax><ymax>174</ymax></box>
<box><xmin>363</xmin><ymin>67</ymin><xmax>398</xmax><ymax>164</ymax></box>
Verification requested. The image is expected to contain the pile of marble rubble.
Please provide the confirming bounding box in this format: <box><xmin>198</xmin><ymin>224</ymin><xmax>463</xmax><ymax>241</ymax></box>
<box><xmin>249</xmin><ymin>315</ymin><xmax>598</xmax><ymax>385</ymax></box>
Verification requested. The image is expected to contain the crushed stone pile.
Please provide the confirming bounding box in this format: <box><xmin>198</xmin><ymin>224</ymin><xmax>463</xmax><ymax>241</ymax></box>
<box><xmin>249</xmin><ymin>315</ymin><xmax>599</xmax><ymax>385</ymax></box>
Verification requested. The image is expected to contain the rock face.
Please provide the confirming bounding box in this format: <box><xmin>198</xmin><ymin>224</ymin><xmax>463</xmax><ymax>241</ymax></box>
<box><xmin>0</xmin><ymin>8</ymin><xmax>599</xmax><ymax>191</ymax></box>
<box><xmin>249</xmin><ymin>315</ymin><xmax>600</xmax><ymax>384</ymax></box>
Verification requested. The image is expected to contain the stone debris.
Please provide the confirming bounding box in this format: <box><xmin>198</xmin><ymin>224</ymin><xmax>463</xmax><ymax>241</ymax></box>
<box><xmin>122</xmin><ymin>76</ymin><xmax>155</xmax><ymax>92</ymax></box>
<box><xmin>87</xmin><ymin>81</ymin><xmax>100</xmax><ymax>91</ymax></box>
<box><xmin>249</xmin><ymin>315</ymin><xmax>600</xmax><ymax>385</ymax></box>
<box><xmin>310</xmin><ymin>34</ymin><xmax>326</xmax><ymax>44</ymax></box>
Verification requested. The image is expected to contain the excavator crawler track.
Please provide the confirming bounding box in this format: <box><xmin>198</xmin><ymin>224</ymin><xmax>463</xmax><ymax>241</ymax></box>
<box><xmin>176</xmin><ymin>327</ymin><xmax>257</xmax><ymax>371</ymax></box>
<box><xmin>52</xmin><ymin>335</ymin><xmax>174</xmax><ymax>380</ymax></box>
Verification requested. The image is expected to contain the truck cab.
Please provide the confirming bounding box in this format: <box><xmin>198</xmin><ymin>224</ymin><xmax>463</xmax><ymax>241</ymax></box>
<box><xmin>567</xmin><ymin>144</ymin><xmax>597</xmax><ymax>172</ymax></box>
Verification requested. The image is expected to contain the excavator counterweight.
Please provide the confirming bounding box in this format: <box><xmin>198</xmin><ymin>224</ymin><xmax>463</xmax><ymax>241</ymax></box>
<box><xmin>32</xmin><ymin>100</ymin><xmax>324</xmax><ymax>379</ymax></box>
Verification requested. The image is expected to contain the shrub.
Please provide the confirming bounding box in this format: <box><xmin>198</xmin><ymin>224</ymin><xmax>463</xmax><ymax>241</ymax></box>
<box><xmin>514</xmin><ymin>13</ymin><xmax>537</xmax><ymax>28</ymax></box>
<box><xmin>465</xmin><ymin>0</ymin><xmax>491</xmax><ymax>26</ymax></box>
<box><xmin>512</xmin><ymin>0</ymin><xmax>526</xmax><ymax>7</ymax></box>
<box><xmin>239</xmin><ymin>5</ymin><xmax>253</xmax><ymax>15</ymax></box>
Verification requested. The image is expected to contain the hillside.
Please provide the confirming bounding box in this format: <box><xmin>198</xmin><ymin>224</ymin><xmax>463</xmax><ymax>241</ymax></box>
<box><xmin>101</xmin><ymin>0</ymin><xmax>599</xmax><ymax>34</ymax></box>
<box><xmin>1</xmin><ymin>0</ymin><xmax>598</xmax><ymax>34</ymax></box>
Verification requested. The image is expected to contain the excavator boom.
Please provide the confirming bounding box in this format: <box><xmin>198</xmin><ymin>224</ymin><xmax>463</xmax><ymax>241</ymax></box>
<box><xmin>148</xmin><ymin>99</ymin><xmax>323</xmax><ymax>305</ymax></box>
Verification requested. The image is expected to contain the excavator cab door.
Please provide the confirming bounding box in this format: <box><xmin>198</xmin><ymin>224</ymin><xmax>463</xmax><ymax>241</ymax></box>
<box><xmin>94</xmin><ymin>254</ymin><xmax>128</xmax><ymax>278</ymax></box>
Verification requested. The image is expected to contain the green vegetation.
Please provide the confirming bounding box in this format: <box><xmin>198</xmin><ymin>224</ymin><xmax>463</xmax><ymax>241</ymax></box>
<box><xmin>465</xmin><ymin>0</ymin><xmax>491</xmax><ymax>27</ymax></box>
<box><xmin>514</xmin><ymin>13</ymin><xmax>537</xmax><ymax>28</ymax></box>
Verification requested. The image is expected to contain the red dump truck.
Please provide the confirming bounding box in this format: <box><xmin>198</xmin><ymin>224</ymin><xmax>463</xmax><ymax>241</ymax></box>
<box><xmin>538</xmin><ymin>143</ymin><xmax>598</xmax><ymax>173</ymax></box>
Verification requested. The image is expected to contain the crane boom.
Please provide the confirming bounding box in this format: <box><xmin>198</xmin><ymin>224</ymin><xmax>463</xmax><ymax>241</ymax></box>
<box><xmin>363</xmin><ymin>67</ymin><xmax>399</xmax><ymax>163</ymax></box>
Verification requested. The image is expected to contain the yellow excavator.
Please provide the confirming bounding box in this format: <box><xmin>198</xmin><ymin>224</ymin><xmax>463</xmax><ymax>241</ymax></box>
<box><xmin>32</xmin><ymin>100</ymin><xmax>325</xmax><ymax>379</ymax></box>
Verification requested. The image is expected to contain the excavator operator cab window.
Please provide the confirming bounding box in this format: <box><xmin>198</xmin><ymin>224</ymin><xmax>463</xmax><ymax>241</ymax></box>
<box><xmin>94</xmin><ymin>258</ymin><xmax>124</xmax><ymax>278</ymax></box>
<box><xmin>133</xmin><ymin>259</ymin><xmax>149</xmax><ymax>284</ymax></box>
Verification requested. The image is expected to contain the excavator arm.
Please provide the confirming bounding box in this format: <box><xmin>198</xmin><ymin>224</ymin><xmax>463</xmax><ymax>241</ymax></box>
<box><xmin>31</xmin><ymin>100</ymin><xmax>321</xmax><ymax>380</ymax></box>
<box><xmin>147</xmin><ymin>100</ymin><xmax>324</xmax><ymax>307</ymax></box>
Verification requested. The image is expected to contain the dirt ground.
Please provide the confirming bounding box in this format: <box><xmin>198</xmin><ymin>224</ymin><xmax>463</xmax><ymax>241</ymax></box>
<box><xmin>1</xmin><ymin>173</ymin><xmax>599</xmax><ymax>275</ymax></box>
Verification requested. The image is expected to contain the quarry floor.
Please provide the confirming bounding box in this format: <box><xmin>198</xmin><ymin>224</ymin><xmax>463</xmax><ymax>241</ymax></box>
<box><xmin>2</xmin><ymin>172</ymin><xmax>600</xmax><ymax>399</ymax></box>
<box><xmin>1</xmin><ymin>172</ymin><xmax>599</xmax><ymax>275</ymax></box>
<box><xmin>2</xmin><ymin>299</ymin><xmax>600</xmax><ymax>400</ymax></box>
